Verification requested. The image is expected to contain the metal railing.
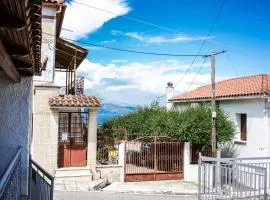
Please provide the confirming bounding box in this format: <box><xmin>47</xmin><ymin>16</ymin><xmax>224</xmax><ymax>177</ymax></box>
<box><xmin>0</xmin><ymin>148</ymin><xmax>22</xmax><ymax>200</ymax></box>
<box><xmin>198</xmin><ymin>155</ymin><xmax>269</xmax><ymax>200</ymax></box>
<box><xmin>29</xmin><ymin>158</ymin><xmax>54</xmax><ymax>200</ymax></box>
<box><xmin>125</xmin><ymin>141</ymin><xmax>184</xmax><ymax>181</ymax></box>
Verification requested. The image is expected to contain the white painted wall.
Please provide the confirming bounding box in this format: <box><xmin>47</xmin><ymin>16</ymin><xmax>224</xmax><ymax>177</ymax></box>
<box><xmin>0</xmin><ymin>72</ymin><xmax>33</xmax><ymax>195</ymax></box>
<box><xmin>220</xmin><ymin>98</ymin><xmax>268</xmax><ymax>157</ymax></box>
<box><xmin>184</xmin><ymin>142</ymin><xmax>199</xmax><ymax>183</ymax></box>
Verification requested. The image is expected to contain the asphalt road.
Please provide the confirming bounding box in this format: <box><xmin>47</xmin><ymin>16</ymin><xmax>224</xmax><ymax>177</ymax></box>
<box><xmin>54</xmin><ymin>191</ymin><xmax>198</xmax><ymax>200</ymax></box>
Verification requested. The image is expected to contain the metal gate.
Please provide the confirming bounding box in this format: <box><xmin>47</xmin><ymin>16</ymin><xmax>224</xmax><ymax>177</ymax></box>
<box><xmin>124</xmin><ymin>138</ymin><xmax>184</xmax><ymax>182</ymax></box>
<box><xmin>58</xmin><ymin>112</ymin><xmax>88</xmax><ymax>168</ymax></box>
<box><xmin>198</xmin><ymin>155</ymin><xmax>268</xmax><ymax>199</ymax></box>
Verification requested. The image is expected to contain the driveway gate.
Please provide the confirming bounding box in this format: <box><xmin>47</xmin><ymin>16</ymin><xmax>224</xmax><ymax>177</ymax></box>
<box><xmin>198</xmin><ymin>155</ymin><xmax>269</xmax><ymax>200</ymax></box>
<box><xmin>124</xmin><ymin>136</ymin><xmax>184</xmax><ymax>182</ymax></box>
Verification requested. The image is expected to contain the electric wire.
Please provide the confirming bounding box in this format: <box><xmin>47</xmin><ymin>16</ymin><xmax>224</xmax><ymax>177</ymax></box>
<box><xmin>43</xmin><ymin>32</ymin><xmax>209</xmax><ymax>57</ymax></box>
<box><xmin>156</xmin><ymin>0</ymin><xmax>227</xmax><ymax>100</ymax></box>
<box><xmin>185</xmin><ymin>56</ymin><xmax>208</xmax><ymax>92</ymax></box>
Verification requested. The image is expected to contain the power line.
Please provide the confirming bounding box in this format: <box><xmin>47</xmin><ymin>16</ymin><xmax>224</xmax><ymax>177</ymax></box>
<box><xmin>226</xmin><ymin>51</ymin><xmax>238</xmax><ymax>76</ymax></box>
<box><xmin>43</xmin><ymin>32</ymin><xmax>209</xmax><ymax>57</ymax></box>
<box><xmin>72</xmin><ymin>0</ymin><xmax>184</xmax><ymax>34</ymax></box>
<box><xmin>185</xmin><ymin>57</ymin><xmax>208</xmax><ymax>92</ymax></box>
<box><xmin>156</xmin><ymin>0</ymin><xmax>227</xmax><ymax>99</ymax></box>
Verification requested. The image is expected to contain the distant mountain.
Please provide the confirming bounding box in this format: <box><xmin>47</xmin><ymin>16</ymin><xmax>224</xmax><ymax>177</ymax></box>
<box><xmin>98</xmin><ymin>103</ymin><xmax>136</xmax><ymax>125</ymax></box>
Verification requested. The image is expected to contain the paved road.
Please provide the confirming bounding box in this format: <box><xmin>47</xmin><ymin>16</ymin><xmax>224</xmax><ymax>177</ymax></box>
<box><xmin>55</xmin><ymin>191</ymin><xmax>198</xmax><ymax>200</ymax></box>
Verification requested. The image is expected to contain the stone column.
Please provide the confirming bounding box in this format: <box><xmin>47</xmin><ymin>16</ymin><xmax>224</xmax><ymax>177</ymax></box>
<box><xmin>87</xmin><ymin>108</ymin><xmax>98</xmax><ymax>179</ymax></box>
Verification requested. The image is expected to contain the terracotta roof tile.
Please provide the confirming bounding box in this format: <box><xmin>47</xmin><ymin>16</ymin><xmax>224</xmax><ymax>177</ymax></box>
<box><xmin>170</xmin><ymin>74</ymin><xmax>270</xmax><ymax>102</ymax></box>
<box><xmin>49</xmin><ymin>95</ymin><xmax>102</xmax><ymax>108</ymax></box>
<box><xmin>43</xmin><ymin>0</ymin><xmax>64</xmax><ymax>4</ymax></box>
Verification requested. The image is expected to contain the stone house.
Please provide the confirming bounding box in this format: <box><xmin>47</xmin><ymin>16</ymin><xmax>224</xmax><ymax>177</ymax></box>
<box><xmin>30</xmin><ymin>0</ymin><xmax>104</xmax><ymax>189</ymax></box>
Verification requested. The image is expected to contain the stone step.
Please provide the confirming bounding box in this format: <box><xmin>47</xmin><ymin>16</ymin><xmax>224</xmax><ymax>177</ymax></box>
<box><xmin>54</xmin><ymin>178</ymin><xmax>108</xmax><ymax>191</ymax></box>
<box><xmin>55</xmin><ymin>166</ymin><xmax>92</xmax><ymax>178</ymax></box>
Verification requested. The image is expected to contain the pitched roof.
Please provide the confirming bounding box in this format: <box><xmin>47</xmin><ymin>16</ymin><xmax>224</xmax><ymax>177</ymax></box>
<box><xmin>170</xmin><ymin>74</ymin><xmax>270</xmax><ymax>102</ymax></box>
<box><xmin>49</xmin><ymin>95</ymin><xmax>102</xmax><ymax>108</ymax></box>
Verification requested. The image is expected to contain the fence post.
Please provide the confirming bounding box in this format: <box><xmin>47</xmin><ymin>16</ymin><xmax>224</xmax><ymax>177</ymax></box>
<box><xmin>118</xmin><ymin>141</ymin><xmax>125</xmax><ymax>183</ymax></box>
<box><xmin>183</xmin><ymin>142</ymin><xmax>191</xmax><ymax>181</ymax></box>
<box><xmin>198</xmin><ymin>152</ymin><xmax>201</xmax><ymax>200</ymax></box>
<box><xmin>264</xmin><ymin>168</ymin><xmax>268</xmax><ymax>200</ymax></box>
<box><xmin>216</xmin><ymin>148</ymin><xmax>221</xmax><ymax>190</ymax></box>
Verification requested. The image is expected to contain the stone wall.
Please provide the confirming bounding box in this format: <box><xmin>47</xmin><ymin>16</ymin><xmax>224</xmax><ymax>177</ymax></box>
<box><xmin>0</xmin><ymin>72</ymin><xmax>32</xmax><ymax>195</ymax></box>
<box><xmin>96</xmin><ymin>165</ymin><xmax>123</xmax><ymax>183</ymax></box>
<box><xmin>32</xmin><ymin>85</ymin><xmax>59</xmax><ymax>175</ymax></box>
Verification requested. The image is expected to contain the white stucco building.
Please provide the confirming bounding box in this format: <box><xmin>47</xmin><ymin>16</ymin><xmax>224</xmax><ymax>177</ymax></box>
<box><xmin>168</xmin><ymin>74</ymin><xmax>270</xmax><ymax>158</ymax></box>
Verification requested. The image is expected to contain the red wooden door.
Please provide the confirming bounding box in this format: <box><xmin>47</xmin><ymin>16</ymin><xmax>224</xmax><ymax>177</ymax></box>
<box><xmin>58</xmin><ymin>112</ymin><xmax>88</xmax><ymax>168</ymax></box>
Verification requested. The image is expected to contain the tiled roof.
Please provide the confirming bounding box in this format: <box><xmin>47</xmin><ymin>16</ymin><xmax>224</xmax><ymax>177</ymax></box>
<box><xmin>49</xmin><ymin>95</ymin><xmax>102</xmax><ymax>108</ymax></box>
<box><xmin>43</xmin><ymin>0</ymin><xmax>64</xmax><ymax>4</ymax></box>
<box><xmin>170</xmin><ymin>74</ymin><xmax>270</xmax><ymax>102</ymax></box>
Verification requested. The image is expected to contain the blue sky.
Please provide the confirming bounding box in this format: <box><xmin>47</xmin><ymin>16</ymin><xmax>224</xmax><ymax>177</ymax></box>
<box><xmin>58</xmin><ymin>0</ymin><xmax>270</xmax><ymax>105</ymax></box>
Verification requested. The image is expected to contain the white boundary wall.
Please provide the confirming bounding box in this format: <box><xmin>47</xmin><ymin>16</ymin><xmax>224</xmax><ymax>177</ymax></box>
<box><xmin>184</xmin><ymin>142</ymin><xmax>199</xmax><ymax>183</ymax></box>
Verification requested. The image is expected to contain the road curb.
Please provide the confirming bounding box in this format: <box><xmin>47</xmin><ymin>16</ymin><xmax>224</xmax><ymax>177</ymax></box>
<box><xmin>100</xmin><ymin>189</ymin><xmax>198</xmax><ymax>196</ymax></box>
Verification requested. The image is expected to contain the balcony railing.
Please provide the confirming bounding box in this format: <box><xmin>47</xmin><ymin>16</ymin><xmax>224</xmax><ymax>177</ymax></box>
<box><xmin>29</xmin><ymin>158</ymin><xmax>54</xmax><ymax>200</ymax></box>
<box><xmin>0</xmin><ymin>148</ymin><xmax>22</xmax><ymax>200</ymax></box>
<box><xmin>60</xmin><ymin>76</ymin><xmax>85</xmax><ymax>96</ymax></box>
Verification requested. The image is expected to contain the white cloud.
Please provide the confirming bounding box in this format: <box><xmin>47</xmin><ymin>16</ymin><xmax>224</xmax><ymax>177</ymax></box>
<box><xmin>112</xmin><ymin>30</ymin><xmax>212</xmax><ymax>44</ymax></box>
<box><xmin>112</xmin><ymin>59</ymin><xmax>128</xmax><ymax>63</ymax></box>
<box><xmin>61</xmin><ymin>0</ymin><xmax>131</xmax><ymax>39</ymax></box>
<box><xmin>74</xmin><ymin>59</ymin><xmax>213</xmax><ymax>94</ymax></box>
<box><xmin>54</xmin><ymin>59</ymin><xmax>230</xmax><ymax>104</ymax></box>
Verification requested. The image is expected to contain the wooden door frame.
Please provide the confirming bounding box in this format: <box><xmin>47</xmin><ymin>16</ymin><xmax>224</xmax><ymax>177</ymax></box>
<box><xmin>57</xmin><ymin>111</ymin><xmax>88</xmax><ymax>168</ymax></box>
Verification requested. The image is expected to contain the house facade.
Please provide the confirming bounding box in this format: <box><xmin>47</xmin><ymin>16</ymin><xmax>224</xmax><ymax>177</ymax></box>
<box><xmin>30</xmin><ymin>0</ymin><xmax>103</xmax><ymax>187</ymax></box>
<box><xmin>168</xmin><ymin>74</ymin><xmax>270</xmax><ymax>158</ymax></box>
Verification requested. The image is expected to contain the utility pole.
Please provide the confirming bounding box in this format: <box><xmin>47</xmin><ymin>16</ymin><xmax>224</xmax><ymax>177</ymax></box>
<box><xmin>209</xmin><ymin>50</ymin><xmax>226</xmax><ymax>158</ymax></box>
<box><xmin>211</xmin><ymin>51</ymin><xmax>217</xmax><ymax>158</ymax></box>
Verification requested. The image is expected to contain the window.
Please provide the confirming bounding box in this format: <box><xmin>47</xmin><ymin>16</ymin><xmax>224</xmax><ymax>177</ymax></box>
<box><xmin>240</xmin><ymin>114</ymin><xmax>247</xmax><ymax>141</ymax></box>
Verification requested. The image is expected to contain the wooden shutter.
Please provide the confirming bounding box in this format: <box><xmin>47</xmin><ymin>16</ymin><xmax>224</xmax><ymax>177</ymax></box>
<box><xmin>240</xmin><ymin>114</ymin><xmax>247</xmax><ymax>141</ymax></box>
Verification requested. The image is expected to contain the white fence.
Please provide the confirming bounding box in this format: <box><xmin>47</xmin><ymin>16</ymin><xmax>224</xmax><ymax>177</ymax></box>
<box><xmin>198</xmin><ymin>155</ymin><xmax>269</xmax><ymax>200</ymax></box>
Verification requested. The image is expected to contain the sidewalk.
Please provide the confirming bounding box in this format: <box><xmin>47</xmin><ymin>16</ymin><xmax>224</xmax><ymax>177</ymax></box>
<box><xmin>102</xmin><ymin>180</ymin><xmax>198</xmax><ymax>195</ymax></box>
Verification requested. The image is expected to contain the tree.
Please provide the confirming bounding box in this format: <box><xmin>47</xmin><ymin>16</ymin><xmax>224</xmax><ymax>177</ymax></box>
<box><xmin>102</xmin><ymin>103</ymin><xmax>235</xmax><ymax>146</ymax></box>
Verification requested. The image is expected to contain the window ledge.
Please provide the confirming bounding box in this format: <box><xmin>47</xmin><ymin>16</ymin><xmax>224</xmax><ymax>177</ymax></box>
<box><xmin>234</xmin><ymin>140</ymin><xmax>247</xmax><ymax>145</ymax></box>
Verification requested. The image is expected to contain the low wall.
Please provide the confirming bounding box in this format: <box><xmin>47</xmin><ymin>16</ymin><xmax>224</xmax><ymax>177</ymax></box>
<box><xmin>184</xmin><ymin>142</ymin><xmax>199</xmax><ymax>183</ymax></box>
<box><xmin>96</xmin><ymin>165</ymin><xmax>123</xmax><ymax>183</ymax></box>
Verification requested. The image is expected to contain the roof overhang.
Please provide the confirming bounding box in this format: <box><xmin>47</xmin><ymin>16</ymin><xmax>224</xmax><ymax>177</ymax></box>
<box><xmin>0</xmin><ymin>0</ymin><xmax>43</xmax><ymax>80</ymax></box>
<box><xmin>49</xmin><ymin>95</ymin><xmax>102</xmax><ymax>108</ymax></box>
<box><xmin>55</xmin><ymin>38</ymin><xmax>88</xmax><ymax>70</ymax></box>
<box><xmin>169</xmin><ymin>94</ymin><xmax>270</xmax><ymax>103</ymax></box>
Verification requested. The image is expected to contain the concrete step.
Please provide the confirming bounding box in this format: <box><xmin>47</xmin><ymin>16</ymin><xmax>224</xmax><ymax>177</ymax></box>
<box><xmin>55</xmin><ymin>166</ymin><xmax>92</xmax><ymax>179</ymax></box>
<box><xmin>54</xmin><ymin>178</ymin><xmax>108</xmax><ymax>191</ymax></box>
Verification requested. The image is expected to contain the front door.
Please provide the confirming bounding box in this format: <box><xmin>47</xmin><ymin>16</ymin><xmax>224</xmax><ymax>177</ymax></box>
<box><xmin>58</xmin><ymin>112</ymin><xmax>88</xmax><ymax>168</ymax></box>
